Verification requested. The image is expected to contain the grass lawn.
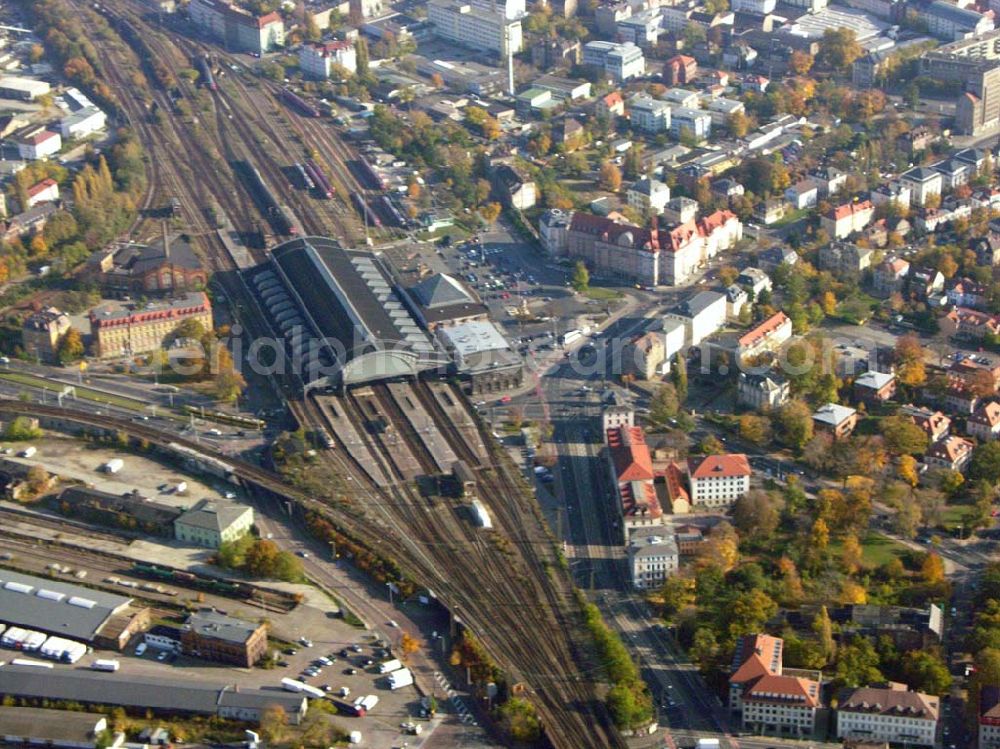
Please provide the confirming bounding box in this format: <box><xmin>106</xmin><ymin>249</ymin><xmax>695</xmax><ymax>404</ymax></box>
<box><xmin>772</xmin><ymin>207</ymin><xmax>811</xmax><ymax>227</ymax></box>
<box><xmin>941</xmin><ymin>503</ymin><xmax>975</xmax><ymax>529</ymax></box>
<box><xmin>0</xmin><ymin>371</ymin><xmax>184</xmax><ymax>421</ymax></box>
<box><xmin>583</xmin><ymin>286</ymin><xmax>624</xmax><ymax>302</ymax></box>
<box><xmin>830</xmin><ymin>531</ymin><xmax>910</xmax><ymax>568</ymax></box>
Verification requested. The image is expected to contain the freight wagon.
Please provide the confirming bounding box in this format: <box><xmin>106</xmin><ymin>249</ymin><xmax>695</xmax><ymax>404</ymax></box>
<box><xmin>281</xmin><ymin>88</ymin><xmax>320</xmax><ymax>118</ymax></box>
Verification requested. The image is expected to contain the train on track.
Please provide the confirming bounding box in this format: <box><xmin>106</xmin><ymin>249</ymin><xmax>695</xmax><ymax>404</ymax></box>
<box><xmin>130</xmin><ymin>563</ymin><xmax>295</xmax><ymax>611</ymax></box>
<box><xmin>294</xmin><ymin>162</ymin><xmax>314</xmax><ymax>191</ymax></box>
<box><xmin>196</xmin><ymin>55</ymin><xmax>217</xmax><ymax>91</ymax></box>
<box><xmin>350</xmin><ymin>191</ymin><xmax>381</xmax><ymax>228</ymax></box>
<box><xmin>355</xmin><ymin>156</ymin><xmax>386</xmax><ymax>191</ymax></box>
<box><xmin>234</xmin><ymin>161</ymin><xmax>300</xmax><ymax>236</ymax></box>
<box><xmin>280</xmin><ymin>88</ymin><xmax>320</xmax><ymax>118</ymax></box>
<box><xmin>376</xmin><ymin>194</ymin><xmax>405</xmax><ymax>228</ymax></box>
<box><xmin>181</xmin><ymin>405</ymin><xmax>265</xmax><ymax>430</ymax></box>
<box><xmin>305</xmin><ymin>159</ymin><xmax>334</xmax><ymax>199</ymax></box>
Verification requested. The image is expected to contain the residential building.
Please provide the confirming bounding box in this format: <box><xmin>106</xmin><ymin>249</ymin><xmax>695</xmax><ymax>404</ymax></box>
<box><xmin>89</xmin><ymin>292</ymin><xmax>213</xmax><ymax>358</ymax></box>
<box><xmin>627</xmin><ymin>526</ymin><xmax>678</xmax><ymax>590</ymax></box>
<box><xmin>812</xmin><ymin>403</ymin><xmax>858</xmax><ymax>439</ymax></box>
<box><xmin>760</xmin><ymin>246</ymin><xmax>799</xmax><ymax>268</ymax></box>
<box><xmin>25</xmin><ymin>178</ymin><xmax>59</xmax><ymax>210</ymax></box>
<box><xmin>925</xmin><ymin>434</ymin><xmax>975</xmax><ymax>471</ymax></box>
<box><xmin>664</xmin><ymin>54</ymin><xmax>697</xmax><ymax>85</ymax></box>
<box><xmin>854</xmin><ymin>371</ymin><xmax>897</xmax><ymax>403</ymax></box>
<box><xmin>627</xmin><ymin>178</ymin><xmax>671</xmax><ymax>214</ymax></box>
<box><xmin>729</xmin><ymin>633</ymin><xmax>784</xmax><ymax>713</ymax></box>
<box><xmin>180</xmin><ymin>608</ymin><xmax>268</xmax><ymax>668</ymax></box>
<box><xmin>974</xmin><ymin>231</ymin><xmax>1000</xmax><ymax>266</ymax></box>
<box><xmin>873</xmin><ymin>256</ymin><xmax>910</xmax><ymax>297</ymax></box>
<box><xmin>908</xmin><ymin>267</ymin><xmax>947</xmax><ymax>300</ymax></box>
<box><xmin>625</xmin><ymin>331</ymin><xmax>665</xmax><ymax>379</ymax></box>
<box><xmin>602</xmin><ymin>392</ymin><xmax>635</xmax><ymax>434</ymax></box>
<box><xmin>663</xmin><ymin>197</ymin><xmax>699</xmax><ymax>225</ymax></box>
<box><xmin>712</xmin><ymin>178</ymin><xmax>745</xmax><ymax>200</ymax></box>
<box><xmin>687</xmin><ymin>453</ymin><xmax>752</xmax><ymax>508</ymax></box>
<box><xmin>941</xmin><ymin>306</ymin><xmax>1000</xmax><ymax>340</ymax></box>
<box><xmin>606</xmin><ymin>425</ymin><xmax>662</xmax><ymax>528</ymax></box>
<box><xmin>299</xmin><ymin>40</ymin><xmax>357</xmax><ymax>78</ymax></box>
<box><xmin>756</xmin><ymin>198</ymin><xmax>787</xmax><ymax>225</ymax></box>
<box><xmin>920</xmin><ymin>0</ymin><xmax>993</xmax><ymax>40</ymax></box>
<box><xmin>871</xmin><ymin>181</ymin><xmax>912</xmax><ymax>209</ymax></box>
<box><xmin>742</xmin><ymin>674</ymin><xmax>820</xmax><ymax>738</ymax></box>
<box><xmin>946</xmin><ymin>277</ymin><xmax>988</xmax><ymax>309</ymax></box>
<box><xmin>673</xmin><ymin>523</ymin><xmax>705</xmax><ymax>555</ymax></box>
<box><xmin>174</xmin><ymin>498</ymin><xmax>255</xmax><ymax>548</ymax></box>
<box><xmin>738</xmin><ymin>311</ymin><xmax>793</xmax><ymax>359</ymax></box>
<box><xmin>189</xmin><ymin>0</ymin><xmax>285</xmax><ymax>54</ymax></box>
<box><xmin>539</xmin><ymin>208</ymin><xmax>572</xmax><ymax>254</ymax></box>
<box><xmin>597</xmin><ymin>90</ymin><xmax>625</xmax><ymax>117</ymax></box>
<box><xmin>820</xmin><ymin>201</ymin><xmax>875</xmax><ymax>240</ymax></box>
<box><xmin>583</xmin><ymin>41</ymin><xmax>645</xmax><ymax>82</ymax></box>
<box><xmin>726</xmin><ymin>284</ymin><xmax>749</xmax><ymax>318</ymax></box>
<box><xmin>836</xmin><ymin>684</ymin><xmax>939</xmax><ymax>747</ymax></box>
<box><xmin>22</xmin><ymin>307</ymin><xmax>71</xmax><ymax>363</ymax></box>
<box><xmin>742</xmin><ymin>73</ymin><xmax>769</xmax><ymax>93</ymax></box>
<box><xmin>733</xmin><ymin>0</ymin><xmax>777</xmax><ymax>13</ymax></box>
<box><xmin>671</xmin><ymin>107</ymin><xmax>712</xmax><ymax>141</ymax></box>
<box><xmin>664</xmin><ymin>290</ymin><xmax>727</xmax><ymax>346</ymax></box>
<box><xmin>968</xmin><ymin>401</ymin><xmax>1000</xmax><ymax>441</ymax></box>
<box><xmin>934</xmin><ymin>158</ymin><xmax>971</xmax><ymax>189</ymax></box>
<box><xmin>738</xmin><ymin>372</ymin><xmax>790</xmax><ymax>409</ymax></box>
<box><xmin>785</xmin><ymin>180</ymin><xmax>819</xmax><ymax>210</ymax></box>
<box><xmin>980</xmin><ymin>685</ymin><xmax>1000</xmax><ymax>749</ymax></box>
<box><xmin>595</xmin><ymin>1</ymin><xmax>631</xmax><ymax>35</ymax></box>
<box><xmin>810</xmin><ymin>166</ymin><xmax>848</xmax><ymax>197</ymax></box>
<box><xmin>628</xmin><ymin>94</ymin><xmax>672</xmax><ymax>133</ymax></box>
<box><xmin>818</xmin><ymin>242</ymin><xmax>874</xmax><ymax>275</ymax></box>
<box><xmin>491</xmin><ymin>163</ymin><xmax>536</xmax><ymax>210</ymax></box>
<box><xmin>738</xmin><ymin>267</ymin><xmax>772</xmax><ymax>298</ymax></box>
<box><xmin>13</xmin><ymin>126</ymin><xmax>61</xmax><ymax>161</ymax></box>
<box><xmin>563</xmin><ymin>213</ymin><xmax>662</xmax><ymax>286</ymax></box>
<box><xmin>901</xmin><ymin>166</ymin><xmax>944</xmax><ymax>206</ymax></box>
<box><xmin>664</xmin><ymin>88</ymin><xmax>700</xmax><ymax>108</ymax></box>
<box><xmin>427</xmin><ymin>0</ymin><xmax>523</xmax><ymax>56</ymax></box>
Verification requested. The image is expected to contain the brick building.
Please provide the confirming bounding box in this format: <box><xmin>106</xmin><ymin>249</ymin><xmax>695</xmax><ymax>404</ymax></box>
<box><xmin>89</xmin><ymin>292</ymin><xmax>213</xmax><ymax>358</ymax></box>
<box><xmin>180</xmin><ymin>608</ymin><xmax>268</xmax><ymax>668</ymax></box>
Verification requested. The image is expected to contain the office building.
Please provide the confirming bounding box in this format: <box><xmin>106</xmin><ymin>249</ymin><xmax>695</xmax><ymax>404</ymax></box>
<box><xmin>837</xmin><ymin>684</ymin><xmax>939</xmax><ymax>747</ymax></box>
<box><xmin>629</xmin><ymin>93</ymin><xmax>672</xmax><ymax>133</ymax></box>
<box><xmin>427</xmin><ymin>0</ymin><xmax>523</xmax><ymax>56</ymax></box>
<box><xmin>582</xmin><ymin>41</ymin><xmax>645</xmax><ymax>82</ymax></box>
<box><xmin>189</xmin><ymin>0</ymin><xmax>285</xmax><ymax>54</ymax></box>
<box><xmin>181</xmin><ymin>608</ymin><xmax>268</xmax><ymax>668</ymax></box>
<box><xmin>174</xmin><ymin>499</ymin><xmax>254</xmax><ymax>549</ymax></box>
<box><xmin>687</xmin><ymin>453</ymin><xmax>752</xmax><ymax>508</ymax></box>
<box><xmin>299</xmin><ymin>40</ymin><xmax>357</xmax><ymax>77</ymax></box>
<box><xmin>627</xmin><ymin>526</ymin><xmax>678</xmax><ymax>590</ymax></box>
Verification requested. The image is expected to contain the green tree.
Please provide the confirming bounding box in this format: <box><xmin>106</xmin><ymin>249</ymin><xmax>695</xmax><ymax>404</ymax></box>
<box><xmin>57</xmin><ymin>327</ymin><xmax>85</xmax><ymax>364</ymax></box>
<box><xmin>606</xmin><ymin>682</ymin><xmax>653</xmax><ymax>729</ymax></box>
<box><xmin>834</xmin><ymin>637</ymin><xmax>883</xmax><ymax>687</ymax></box>
<box><xmin>880</xmin><ymin>414</ymin><xmax>929</xmax><ymax>455</ymax></box>
<box><xmin>738</xmin><ymin>413</ymin><xmax>771</xmax><ymax>446</ymax></box>
<box><xmin>496</xmin><ymin>697</ymin><xmax>541</xmax><ymax>742</ymax></box>
<box><xmin>813</xmin><ymin>606</ymin><xmax>836</xmax><ymax>663</ymax></box>
<box><xmin>775</xmin><ymin>399</ymin><xmax>814</xmax><ymax>451</ymax></box>
<box><xmin>728</xmin><ymin>589</ymin><xmax>778</xmax><ymax>638</ymax></box>
<box><xmin>660</xmin><ymin>575</ymin><xmax>694</xmax><ymax>619</ymax></box>
<box><xmin>4</xmin><ymin>416</ymin><xmax>41</xmax><ymax>441</ymax></box>
<box><xmin>649</xmin><ymin>383</ymin><xmax>679</xmax><ymax>425</ymax></box>
<box><xmin>690</xmin><ymin>626</ymin><xmax>720</xmax><ymax>670</ymax></box>
<box><xmin>818</xmin><ymin>27</ymin><xmax>863</xmax><ymax>71</ymax></box>
<box><xmin>970</xmin><ymin>441</ymin><xmax>1000</xmax><ymax>483</ymax></box>
<box><xmin>732</xmin><ymin>490</ymin><xmax>780</xmax><ymax>543</ymax></box>
<box><xmin>901</xmin><ymin>650</ymin><xmax>952</xmax><ymax>695</ymax></box>
<box><xmin>571</xmin><ymin>260</ymin><xmax>590</xmax><ymax>292</ymax></box>
<box><xmin>671</xmin><ymin>353</ymin><xmax>688</xmax><ymax>403</ymax></box>
<box><xmin>355</xmin><ymin>37</ymin><xmax>370</xmax><ymax>76</ymax></box>
<box><xmin>304</xmin><ymin>11</ymin><xmax>322</xmax><ymax>41</ymax></box>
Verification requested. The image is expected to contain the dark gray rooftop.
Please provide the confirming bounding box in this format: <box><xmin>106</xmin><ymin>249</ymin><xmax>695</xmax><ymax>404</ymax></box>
<box><xmin>174</xmin><ymin>498</ymin><xmax>251</xmax><ymax>533</ymax></box>
<box><xmin>184</xmin><ymin>608</ymin><xmax>262</xmax><ymax>645</ymax></box>
<box><xmin>0</xmin><ymin>569</ymin><xmax>132</xmax><ymax>642</ymax></box>
<box><xmin>0</xmin><ymin>665</ymin><xmax>306</xmax><ymax>716</ymax></box>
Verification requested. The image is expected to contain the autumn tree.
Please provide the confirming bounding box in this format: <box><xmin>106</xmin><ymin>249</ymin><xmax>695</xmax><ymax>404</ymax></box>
<box><xmin>732</xmin><ymin>490</ymin><xmax>781</xmax><ymax>543</ymax></box>
<box><xmin>571</xmin><ymin>260</ymin><xmax>590</xmax><ymax>292</ymax></box>
<box><xmin>921</xmin><ymin>551</ymin><xmax>945</xmax><ymax>583</ymax></box>
<box><xmin>818</xmin><ymin>28</ymin><xmax>863</xmax><ymax>71</ymax></box>
<box><xmin>880</xmin><ymin>414</ymin><xmax>929</xmax><ymax>455</ymax></box>
<box><xmin>775</xmin><ymin>399</ymin><xmax>814</xmax><ymax>451</ymax></box>
<box><xmin>649</xmin><ymin>382</ymin><xmax>679</xmax><ymax>425</ymax></box>
<box><xmin>738</xmin><ymin>413</ymin><xmax>771</xmax><ymax>446</ymax></box>
<box><xmin>790</xmin><ymin>50</ymin><xmax>814</xmax><ymax>75</ymax></box>
<box><xmin>57</xmin><ymin>327</ymin><xmax>85</xmax><ymax>364</ymax></box>
<box><xmin>895</xmin><ymin>334</ymin><xmax>927</xmax><ymax>387</ymax></box>
<box><xmin>257</xmin><ymin>706</ymin><xmax>288</xmax><ymax>745</ymax></box>
<box><xmin>671</xmin><ymin>353</ymin><xmax>688</xmax><ymax>402</ymax></box>
<box><xmin>400</xmin><ymin>631</ymin><xmax>419</xmax><ymax>658</ymax></box>
<box><xmin>840</xmin><ymin>533</ymin><xmax>863</xmax><ymax>575</ymax></box>
<box><xmin>479</xmin><ymin>202</ymin><xmax>502</xmax><ymax>225</ymax></box>
<box><xmin>599</xmin><ymin>160</ymin><xmax>622</xmax><ymax>191</ymax></box>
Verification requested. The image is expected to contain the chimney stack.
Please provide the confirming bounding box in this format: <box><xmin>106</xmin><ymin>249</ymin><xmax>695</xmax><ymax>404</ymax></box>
<box><xmin>162</xmin><ymin>221</ymin><xmax>170</xmax><ymax>261</ymax></box>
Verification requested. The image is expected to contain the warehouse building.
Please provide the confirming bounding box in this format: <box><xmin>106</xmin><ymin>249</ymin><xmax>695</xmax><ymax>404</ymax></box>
<box><xmin>0</xmin><ymin>707</ymin><xmax>121</xmax><ymax>749</ymax></box>
<box><xmin>0</xmin><ymin>570</ymin><xmax>148</xmax><ymax>648</ymax></box>
<box><xmin>249</xmin><ymin>236</ymin><xmax>447</xmax><ymax>391</ymax></box>
<box><xmin>0</xmin><ymin>76</ymin><xmax>50</xmax><ymax>101</ymax></box>
<box><xmin>0</xmin><ymin>665</ymin><xmax>308</xmax><ymax>724</ymax></box>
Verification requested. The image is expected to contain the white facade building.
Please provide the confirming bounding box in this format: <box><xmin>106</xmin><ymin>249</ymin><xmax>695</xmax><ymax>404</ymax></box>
<box><xmin>664</xmin><ymin>290</ymin><xmax>727</xmax><ymax>346</ymax></box>
<box><xmin>427</xmin><ymin>0</ymin><xmax>523</xmax><ymax>56</ymax></box>
<box><xmin>629</xmin><ymin>93</ymin><xmax>671</xmax><ymax>133</ymax></box>
<box><xmin>627</xmin><ymin>526</ymin><xmax>679</xmax><ymax>590</ymax></box>
<box><xmin>15</xmin><ymin>128</ymin><xmax>61</xmax><ymax>161</ymax></box>
<box><xmin>687</xmin><ymin>453</ymin><xmax>752</xmax><ymax>508</ymax></box>
<box><xmin>733</xmin><ymin>0</ymin><xmax>777</xmax><ymax>12</ymax></box>
<box><xmin>299</xmin><ymin>41</ymin><xmax>358</xmax><ymax>78</ymax></box>
<box><xmin>837</xmin><ymin>685</ymin><xmax>939</xmax><ymax>747</ymax></box>
<box><xmin>627</xmin><ymin>178</ymin><xmax>671</xmax><ymax>214</ymax></box>
<box><xmin>670</xmin><ymin>107</ymin><xmax>712</xmax><ymax>140</ymax></box>
<box><xmin>583</xmin><ymin>41</ymin><xmax>645</xmax><ymax>82</ymax></box>
<box><xmin>60</xmin><ymin>107</ymin><xmax>106</xmax><ymax>140</ymax></box>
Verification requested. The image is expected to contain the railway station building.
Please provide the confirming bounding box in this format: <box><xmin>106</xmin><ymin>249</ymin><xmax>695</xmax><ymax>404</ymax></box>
<box><xmin>396</xmin><ymin>272</ymin><xmax>489</xmax><ymax>331</ymax></box>
<box><xmin>435</xmin><ymin>320</ymin><xmax>523</xmax><ymax>394</ymax></box>
<box><xmin>248</xmin><ymin>236</ymin><xmax>448</xmax><ymax>391</ymax></box>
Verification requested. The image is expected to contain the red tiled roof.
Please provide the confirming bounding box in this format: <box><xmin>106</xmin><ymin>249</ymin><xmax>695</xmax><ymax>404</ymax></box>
<box><xmin>697</xmin><ymin>209</ymin><xmax>738</xmax><ymax>235</ymax></box>
<box><xmin>602</xmin><ymin>92</ymin><xmax>623</xmax><ymax>107</ymax></box>
<box><xmin>257</xmin><ymin>10</ymin><xmax>281</xmax><ymax>26</ymax></box>
<box><xmin>738</xmin><ymin>311</ymin><xmax>790</xmax><ymax>349</ymax></box>
<box><xmin>26</xmin><ymin>178</ymin><xmax>57</xmax><ymax>197</ymax></box>
<box><xmin>830</xmin><ymin>200</ymin><xmax>874</xmax><ymax>221</ymax></box>
<box><xmin>744</xmin><ymin>674</ymin><xmax>820</xmax><ymax>708</ymax></box>
<box><xmin>607</xmin><ymin>426</ymin><xmax>654</xmax><ymax>482</ymax></box>
<box><xmin>689</xmin><ymin>453</ymin><xmax>751</xmax><ymax>479</ymax></box>
<box><xmin>730</xmin><ymin>634</ymin><xmax>782</xmax><ymax>684</ymax></box>
<box><xmin>569</xmin><ymin>213</ymin><xmax>660</xmax><ymax>252</ymax></box>
<box><xmin>926</xmin><ymin>435</ymin><xmax>973</xmax><ymax>463</ymax></box>
<box><xmin>664</xmin><ymin>461</ymin><xmax>689</xmax><ymax>504</ymax></box>
<box><xmin>667</xmin><ymin>54</ymin><xmax>696</xmax><ymax>66</ymax></box>
<box><xmin>972</xmin><ymin>401</ymin><xmax>1000</xmax><ymax>428</ymax></box>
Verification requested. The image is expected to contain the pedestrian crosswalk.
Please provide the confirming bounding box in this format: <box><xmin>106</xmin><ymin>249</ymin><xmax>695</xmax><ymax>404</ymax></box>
<box><xmin>434</xmin><ymin>671</ymin><xmax>478</xmax><ymax>727</ymax></box>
